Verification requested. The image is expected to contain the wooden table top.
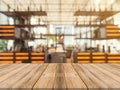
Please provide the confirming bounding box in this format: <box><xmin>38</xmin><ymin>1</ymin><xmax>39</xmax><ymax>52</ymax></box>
<box><xmin>0</xmin><ymin>63</ymin><xmax>120</xmax><ymax>89</ymax></box>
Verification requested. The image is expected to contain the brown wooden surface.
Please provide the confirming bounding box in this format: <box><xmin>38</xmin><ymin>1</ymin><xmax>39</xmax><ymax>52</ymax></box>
<box><xmin>0</xmin><ymin>52</ymin><xmax>44</xmax><ymax>64</ymax></box>
<box><xmin>106</xmin><ymin>25</ymin><xmax>120</xmax><ymax>38</ymax></box>
<box><xmin>0</xmin><ymin>53</ymin><xmax>13</xmax><ymax>63</ymax></box>
<box><xmin>108</xmin><ymin>53</ymin><xmax>120</xmax><ymax>63</ymax></box>
<box><xmin>77</xmin><ymin>52</ymin><xmax>90</xmax><ymax>63</ymax></box>
<box><xmin>31</xmin><ymin>52</ymin><xmax>45</xmax><ymax>55</ymax></box>
<box><xmin>92</xmin><ymin>52</ymin><xmax>106</xmax><ymax>63</ymax></box>
<box><xmin>77</xmin><ymin>52</ymin><xmax>120</xmax><ymax>63</ymax></box>
<box><xmin>0</xmin><ymin>34</ymin><xmax>14</xmax><ymax>36</ymax></box>
<box><xmin>0</xmin><ymin>64</ymin><xmax>119</xmax><ymax>89</ymax></box>
<box><xmin>0</xmin><ymin>30</ymin><xmax>14</xmax><ymax>32</ymax></box>
<box><xmin>31</xmin><ymin>52</ymin><xmax>44</xmax><ymax>64</ymax></box>
<box><xmin>0</xmin><ymin>26</ymin><xmax>14</xmax><ymax>28</ymax></box>
<box><xmin>106</xmin><ymin>25</ymin><xmax>118</xmax><ymax>28</ymax></box>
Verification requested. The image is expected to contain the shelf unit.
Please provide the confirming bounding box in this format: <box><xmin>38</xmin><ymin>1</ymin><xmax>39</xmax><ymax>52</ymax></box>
<box><xmin>74</xmin><ymin>9</ymin><xmax>120</xmax><ymax>63</ymax></box>
<box><xmin>0</xmin><ymin>10</ymin><xmax>47</xmax><ymax>63</ymax></box>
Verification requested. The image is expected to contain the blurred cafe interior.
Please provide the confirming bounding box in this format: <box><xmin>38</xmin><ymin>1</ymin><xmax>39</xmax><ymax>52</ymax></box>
<box><xmin>1</xmin><ymin>0</ymin><xmax>120</xmax><ymax>64</ymax></box>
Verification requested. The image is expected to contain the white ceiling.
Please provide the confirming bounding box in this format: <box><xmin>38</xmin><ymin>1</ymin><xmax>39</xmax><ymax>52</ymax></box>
<box><xmin>0</xmin><ymin>0</ymin><xmax>120</xmax><ymax>24</ymax></box>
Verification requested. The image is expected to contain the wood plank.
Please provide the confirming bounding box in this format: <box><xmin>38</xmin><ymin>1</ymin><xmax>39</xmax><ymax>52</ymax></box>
<box><xmin>92</xmin><ymin>61</ymin><xmax>105</xmax><ymax>63</ymax></box>
<box><xmin>16</xmin><ymin>53</ymin><xmax>28</xmax><ymax>55</ymax></box>
<box><xmin>78</xmin><ymin>61</ymin><xmax>90</xmax><ymax>63</ymax></box>
<box><xmin>108</xmin><ymin>57</ymin><xmax>120</xmax><ymax>59</ymax></box>
<box><xmin>0</xmin><ymin>60</ymin><xmax>13</xmax><ymax>64</ymax></box>
<box><xmin>0</xmin><ymin>57</ymin><xmax>13</xmax><ymax>59</ymax></box>
<box><xmin>0</xmin><ymin>34</ymin><xmax>14</xmax><ymax>36</ymax></box>
<box><xmin>0</xmin><ymin>64</ymin><xmax>11</xmax><ymax>69</ymax></box>
<box><xmin>106</xmin><ymin>25</ymin><xmax>118</xmax><ymax>28</ymax></box>
<box><xmin>109</xmin><ymin>64</ymin><xmax>120</xmax><ymax>69</ymax></box>
<box><xmin>0</xmin><ymin>26</ymin><xmax>14</xmax><ymax>28</ymax></box>
<box><xmin>12</xmin><ymin>64</ymin><xmax>48</xmax><ymax>89</ymax></box>
<box><xmin>107</xmin><ymin>34</ymin><xmax>120</xmax><ymax>37</ymax></box>
<box><xmin>77</xmin><ymin>57</ymin><xmax>90</xmax><ymax>59</ymax></box>
<box><xmin>0</xmin><ymin>64</ymin><xmax>19</xmax><ymax>73</ymax></box>
<box><xmin>88</xmin><ymin>64</ymin><xmax>120</xmax><ymax>88</ymax></box>
<box><xmin>63</xmin><ymin>64</ymin><xmax>87</xmax><ymax>89</ymax></box>
<box><xmin>32</xmin><ymin>61</ymin><xmax>44</xmax><ymax>64</ymax></box>
<box><xmin>0</xmin><ymin>53</ymin><xmax>13</xmax><ymax>55</ymax></box>
<box><xmin>0</xmin><ymin>64</ymin><xmax>36</xmax><ymax>88</ymax></box>
<box><xmin>108</xmin><ymin>53</ymin><xmax>120</xmax><ymax>56</ymax></box>
<box><xmin>31</xmin><ymin>57</ymin><xmax>44</xmax><ymax>60</ymax></box>
<box><xmin>0</xmin><ymin>64</ymin><xmax>29</xmax><ymax>83</ymax></box>
<box><xmin>16</xmin><ymin>57</ymin><xmax>28</xmax><ymax>60</ymax></box>
<box><xmin>72</xmin><ymin>64</ymin><xmax>109</xmax><ymax>89</ymax></box>
<box><xmin>0</xmin><ymin>64</ymin><xmax>120</xmax><ymax>89</ymax></box>
<box><xmin>16</xmin><ymin>61</ymin><xmax>21</xmax><ymax>64</ymax></box>
<box><xmin>92</xmin><ymin>53</ymin><xmax>105</xmax><ymax>55</ymax></box>
<box><xmin>0</xmin><ymin>30</ymin><xmax>14</xmax><ymax>32</ymax></box>
<box><xmin>77</xmin><ymin>53</ymin><xmax>90</xmax><ymax>55</ymax></box>
<box><xmin>53</xmin><ymin>64</ymin><xmax>66</xmax><ymax>89</ymax></box>
<box><xmin>107</xmin><ymin>32</ymin><xmax>120</xmax><ymax>34</ymax></box>
<box><xmin>108</xmin><ymin>56</ymin><xmax>120</xmax><ymax>57</ymax></box>
<box><xmin>107</xmin><ymin>30</ymin><xmax>119</xmax><ymax>32</ymax></box>
<box><xmin>32</xmin><ymin>53</ymin><xmax>45</xmax><ymax>55</ymax></box>
<box><xmin>34</xmin><ymin>64</ymin><xmax>57</xmax><ymax>89</ymax></box>
<box><xmin>96</xmin><ymin>64</ymin><xmax>120</xmax><ymax>78</ymax></box>
<box><xmin>92</xmin><ymin>57</ymin><xmax>105</xmax><ymax>59</ymax></box>
<box><xmin>108</xmin><ymin>64</ymin><xmax>120</xmax><ymax>69</ymax></box>
<box><xmin>108</xmin><ymin>61</ymin><xmax>120</xmax><ymax>63</ymax></box>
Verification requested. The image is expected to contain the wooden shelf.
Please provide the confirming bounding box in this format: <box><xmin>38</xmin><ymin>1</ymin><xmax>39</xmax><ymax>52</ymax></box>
<box><xmin>0</xmin><ymin>25</ymin><xmax>15</xmax><ymax>38</ymax></box>
<box><xmin>0</xmin><ymin>30</ymin><xmax>14</xmax><ymax>33</ymax></box>
<box><xmin>43</xmin><ymin>34</ymin><xmax>76</xmax><ymax>36</ymax></box>
<box><xmin>15</xmin><ymin>24</ymin><xmax>47</xmax><ymax>27</ymax></box>
<box><xmin>75</xmin><ymin>38</ymin><xmax>92</xmax><ymax>39</ymax></box>
<box><xmin>75</xmin><ymin>24</ymin><xmax>114</xmax><ymax>27</ymax></box>
<box><xmin>0</xmin><ymin>11</ymin><xmax>47</xmax><ymax>17</ymax></box>
<box><xmin>0</xmin><ymin>24</ymin><xmax>47</xmax><ymax>27</ymax></box>
<box><xmin>0</xmin><ymin>34</ymin><xmax>14</xmax><ymax>36</ymax></box>
<box><xmin>74</xmin><ymin>10</ymin><xmax>120</xmax><ymax>16</ymax></box>
<box><xmin>0</xmin><ymin>25</ymin><xmax>14</xmax><ymax>28</ymax></box>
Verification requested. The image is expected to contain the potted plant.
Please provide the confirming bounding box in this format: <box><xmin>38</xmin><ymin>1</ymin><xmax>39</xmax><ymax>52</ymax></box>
<box><xmin>0</xmin><ymin>40</ymin><xmax>7</xmax><ymax>52</ymax></box>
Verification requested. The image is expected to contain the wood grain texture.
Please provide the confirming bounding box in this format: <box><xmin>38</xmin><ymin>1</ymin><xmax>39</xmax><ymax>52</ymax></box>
<box><xmin>12</xmin><ymin>64</ymin><xmax>48</xmax><ymax>89</ymax></box>
<box><xmin>72</xmin><ymin>64</ymin><xmax>108</xmax><ymax>89</ymax></box>
<box><xmin>0</xmin><ymin>61</ymin><xmax>13</xmax><ymax>64</ymax></box>
<box><xmin>31</xmin><ymin>53</ymin><xmax>45</xmax><ymax>55</ymax></box>
<box><xmin>78</xmin><ymin>61</ymin><xmax>90</xmax><ymax>63</ymax></box>
<box><xmin>0</xmin><ymin>26</ymin><xmax>14</xmax><ymax>28</ymax></box>
<box><xmin>32</xmin><ymin>61</ymin><xmax>44</xmax><ymax>64</ymax></box>
<box><xmin>15</xmin><ymin>53</ymin><xmax>28</xmax><ymax>55</ymax></box>
<box><xmin>77</xmin><ymin>52</ymin><xmax>120</xmax><ymax>63</ymax></box>
<box><xmin>0</xmin><ymin>30</ymin><xmax>14</xmax><ymax>32</ymax></box>
<box><xmin>0</xmin><ymin>53</ymin><xmax>13</xmax><ymax>55</ymax></box>
<box><xmin>106</xmin><ymin>25</ymin><xmax>118</xmax><ymax>28</ymax></box>
<box><xmin>0</xmin><ymin>64</ymin><xmax>119</xmax><ymax>89</ymax></box>
<box><xmin>86</xmin><ymin>64</ymin><xmax>120</xmax><ymax>89</ymax></box>
<box><xmin>34</xmin><ymin>64</ymin><xmax>57</xmax><ymax>90</ymax></box>
<box><xmin>0</xmin><ymin>64</ymin><xmax>35</xmax><ymax>88</ymax></box>
<box><xmin>63</xmin><ymin>64</ymin><xmax>87</xmax><ymax>89</ymax></box>
<box><xmin>31</xmin><ymin>57</ymin><xmax>44</xmax><ymax>60</ymax></box>
<box><xmin>0</xmin><ymin>34</ymin><xmax>14</xmax><ymax>36</ymax></box>
<box><xmin>0</xmin><ymin>64</ymin><xmax>29</xmax><ymax>83</ymax></box>
<box><xmin>53</xmin><ymin>64</ymin><xmax>66</xmax><ymax>90</ymax></box>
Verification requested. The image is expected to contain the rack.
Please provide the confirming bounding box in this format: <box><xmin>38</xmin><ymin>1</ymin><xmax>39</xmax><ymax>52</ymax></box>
<box><xmin>0</xmin><ymin>52</ymin><xmax>45</xmax><ymax>64</ymax></box>
<box><xmin>0</xmin><ymin>9</ymin><xmax>47</xmax><ymax>63</ymax></box>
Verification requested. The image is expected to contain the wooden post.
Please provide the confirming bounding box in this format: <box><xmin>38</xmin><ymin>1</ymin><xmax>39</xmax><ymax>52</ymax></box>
<box><xmin>108</xmin><ymin>46</ymin><xmax>111</xmax><ymax>53</ymax></box>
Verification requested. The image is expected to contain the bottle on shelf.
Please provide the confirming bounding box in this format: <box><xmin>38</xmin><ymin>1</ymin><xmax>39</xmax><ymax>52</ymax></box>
<box><xmin>102</xmin><ymin>45</ymin><xmax>105</xmax><ymax>52</ymax></box>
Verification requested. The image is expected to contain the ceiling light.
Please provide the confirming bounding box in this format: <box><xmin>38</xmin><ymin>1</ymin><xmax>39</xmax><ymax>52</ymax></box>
<box><xmin>95</xmin><ymin>0</ymin><xmax>101</xmax><ymax>5</ymax></box>
<box><xmin>109</xmin><ymin>0</ymin><xmax>115</xmax><ymax>4</ymax></box>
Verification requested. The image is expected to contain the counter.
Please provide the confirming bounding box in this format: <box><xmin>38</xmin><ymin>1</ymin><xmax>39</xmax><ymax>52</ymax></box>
<box><xmin>47</xmin><ymin>52</ymin><xmax>66</xmax><ymax>63</ymax></box>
